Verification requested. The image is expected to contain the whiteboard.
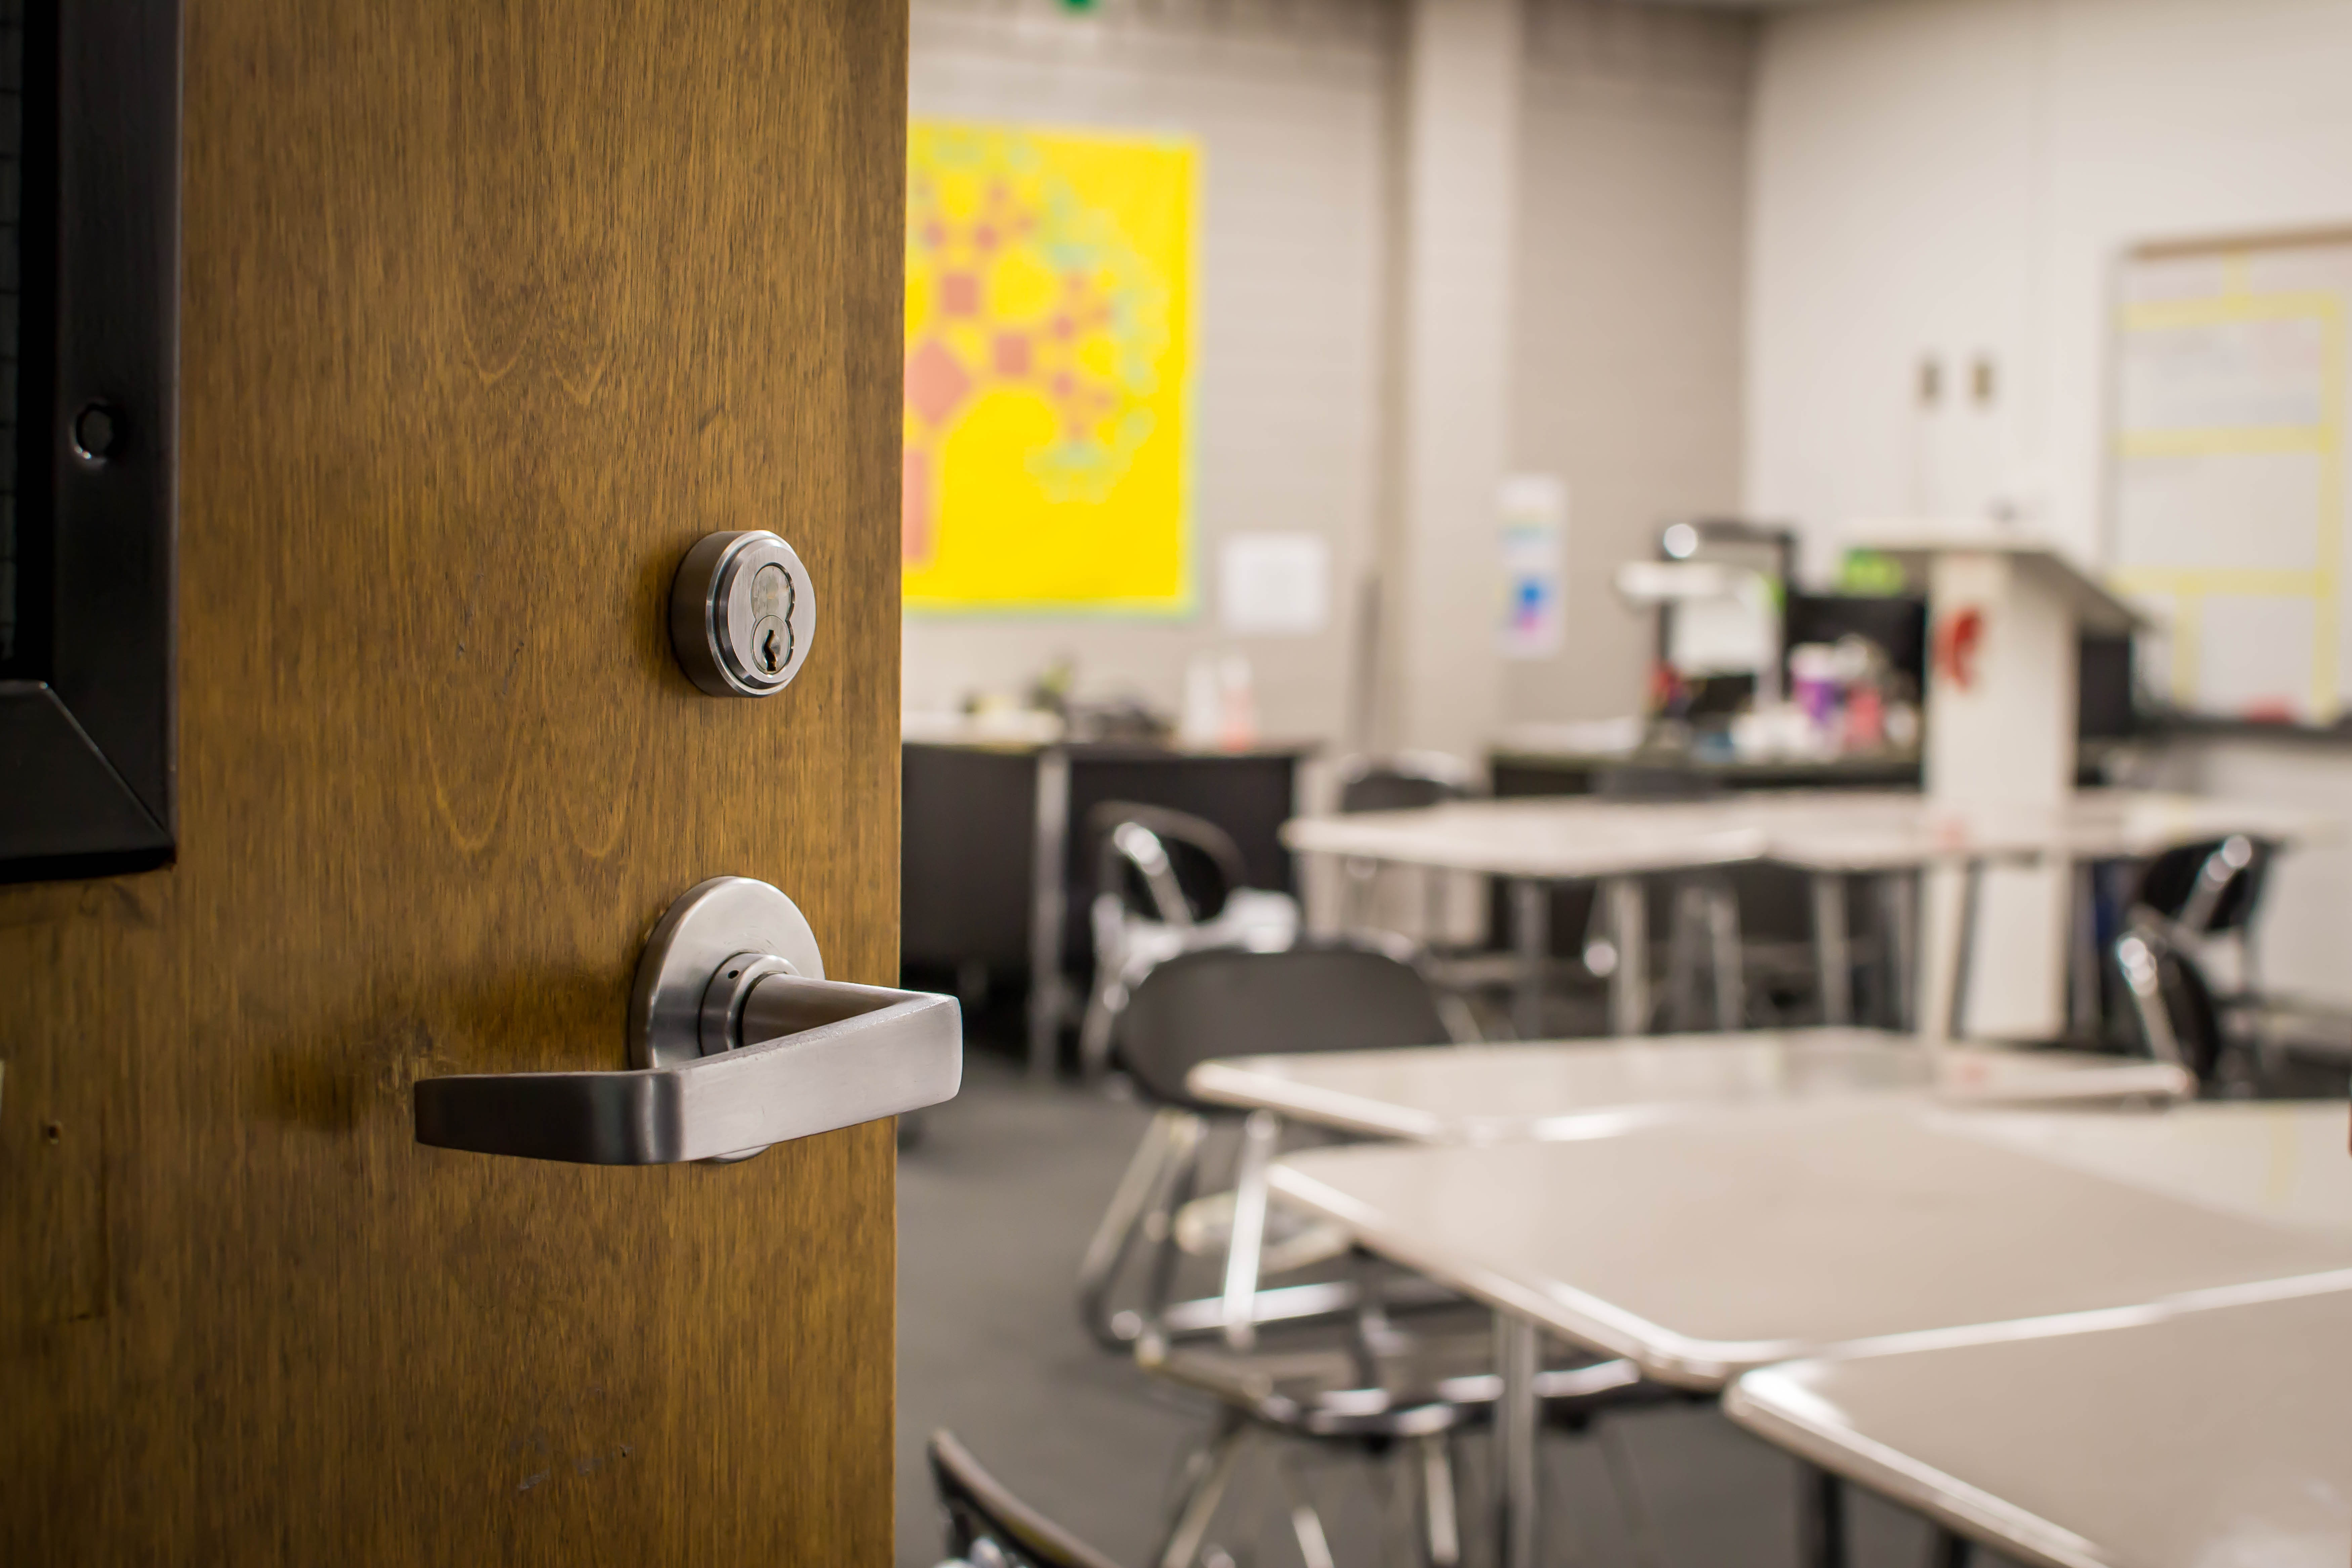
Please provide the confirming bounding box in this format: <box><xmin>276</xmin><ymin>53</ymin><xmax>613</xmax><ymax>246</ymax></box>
<box><xmin>2109</xmin><ymin>231</ymin><xmax>2352</xmax><ymax>725</ymax></box>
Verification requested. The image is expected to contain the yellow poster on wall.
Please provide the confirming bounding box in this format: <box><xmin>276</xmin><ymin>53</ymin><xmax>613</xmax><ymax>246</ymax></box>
<box><xmin>902</xmin><ymin>121</ymin><xmax>1196</xmax><ymax>613</ymax></box>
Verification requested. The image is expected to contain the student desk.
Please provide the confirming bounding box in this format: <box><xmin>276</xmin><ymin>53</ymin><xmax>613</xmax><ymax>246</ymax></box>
<box><xmin>1174</xmin><ymin>1031</ymin><xmax>2186</xmax><ymax>1388</ymax></box>
<box><xmin>1725</xmin><ymin>1100</ymin><xmax>2352</xmax><ymax>1567</ymax></box>
<box><xmin>1265</xmin><ymin>1105</ymin><xmax>2352</xmax><ymax>1568</ymax></box>
<box><xmin>1728</xmin><ymin>1281</ymin><xmax>2352</xmax><ymax>1568</ymax></box>
<box><xmin>1186</xmin><ymin>1028</ymin><xmax>2192</xmax><ymax>1145</ymax></box>
<box><xmin>1282</xmin><ymin>789</ymin><xmax>2336</xmax><ymax>1041</ymax></box>
<box><xmin>1951</xmin><ymin>1098</ymin><xmax>2352</xmax><ymax>1232</ymax></box>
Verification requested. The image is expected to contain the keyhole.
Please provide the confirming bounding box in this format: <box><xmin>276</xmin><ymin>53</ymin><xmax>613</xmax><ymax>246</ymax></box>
<box><xmin>759</xmin><ymin>627</ymin><xmax>783</xmax><ymax>674</ymax></box>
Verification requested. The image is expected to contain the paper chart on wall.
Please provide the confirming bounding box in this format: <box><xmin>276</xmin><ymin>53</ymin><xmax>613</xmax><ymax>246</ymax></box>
<box><xmin>2109</xmin><ymin>233</ymin><xmax>2352</xmax><ymax>724</ymax></box>
<box><xmin>901</xmin><ymin>121</ymin><xmax>1198</xmax><ymax>615</ymax></box>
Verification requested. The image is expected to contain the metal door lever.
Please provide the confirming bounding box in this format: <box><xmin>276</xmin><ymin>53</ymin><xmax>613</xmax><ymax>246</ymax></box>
<box><xmin>412</xmin><ymin>877</ymin><xmax>961</xmax><ymax>1164</ymax></box>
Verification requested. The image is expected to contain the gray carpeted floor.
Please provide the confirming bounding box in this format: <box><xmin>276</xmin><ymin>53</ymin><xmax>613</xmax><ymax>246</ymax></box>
<box><xmin>896</xmin><ymin>1050</ymin><xmax>2022</xmax><ymax>1568</ymax></box>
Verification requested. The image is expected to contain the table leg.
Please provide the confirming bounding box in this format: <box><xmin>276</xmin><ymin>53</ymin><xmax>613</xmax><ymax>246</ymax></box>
<box><xmin>1947</xmin><ymin>860</ymin><xmax>1984</xmax><ymax>1043</ymax></box>
<box><xmin>1810</xmin><ymin>872</ymin><xmax>1852</xmax><ymax>1026</ymax></box>
<box><xmin>1511</xmin><ymin>879</ymin><xmax>1549</xmax><ymax>1041</ymax></box>
<box><xmin>2068</xmin><ymin>858</ymin><xmax>2101</xmax><ymax>1040</ymax></box>
<box><xmin>1917</xmin><ymin>861</ymin><xmax>1983</xmax><ymax>1051</ymax></box>
<box><xmin>1880</xmin><ymin>870</ymin><xmax>1918</xmax><ymax>1031</ymax></box>
<box><xmin>1027</xmin><ymin>749</ymin><xmax>1072</xmax><ymax>1078</ymax></box>
<box><xmin>1606</xmin><ymin>876</ymin><xmax>1649</xmax><ymax>1037</ymax></box>
<box><xmin>1796</xmin><ymin>1463</ymin><xmax>1846</xmax><ymax>1568</ymax></box>
<box><xmin>1929</xmin><ymin>1527</ymin><xmax>1975</xmax><ymax>1568</ymax></box>
<box><xmin>1494</xmin><ymin>1311</ymin><xmax>1540</xmax><ymax>1568</ymax></box>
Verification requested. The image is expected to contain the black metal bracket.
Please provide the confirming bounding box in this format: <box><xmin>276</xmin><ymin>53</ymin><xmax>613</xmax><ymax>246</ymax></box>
<box><xmin>0</xmin><ymin>0</ymin><xmax>183</xmax><ymax>883</ymax></box>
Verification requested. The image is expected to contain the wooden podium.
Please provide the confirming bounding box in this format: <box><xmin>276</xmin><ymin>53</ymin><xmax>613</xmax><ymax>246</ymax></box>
<box><xmin>1859</xmin><ymin>527</ymin><xmax>2145</xmax><ymax>1037</ymax></box>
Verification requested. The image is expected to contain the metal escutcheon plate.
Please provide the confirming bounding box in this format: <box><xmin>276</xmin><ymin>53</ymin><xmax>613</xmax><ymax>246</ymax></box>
<box><xmin>628</xmin><ymin>877</ymin><xmax>824</xmax><ymax>1072</ymax></box>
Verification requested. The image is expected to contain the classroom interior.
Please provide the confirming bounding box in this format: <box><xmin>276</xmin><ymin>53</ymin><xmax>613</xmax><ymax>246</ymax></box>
<box><xmin>894</xmin><ymin>1</ymin><xmax>2352</xmax><ymax>1566</ymax></box>
<box><xmin>9</xmin><ymin>0</ymin><xmax>2352</xmax><ymax>1564</ymax></box>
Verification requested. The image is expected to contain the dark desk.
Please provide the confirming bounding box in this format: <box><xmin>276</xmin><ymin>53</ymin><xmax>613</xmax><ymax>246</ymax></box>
<box><xmin>903</xmin><ymin>736</ymin><xmax>1313</xmax><ymax>1075</ymax></box>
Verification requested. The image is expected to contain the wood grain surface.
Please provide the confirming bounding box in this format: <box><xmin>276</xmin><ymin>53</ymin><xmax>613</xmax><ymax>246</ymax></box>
<box><xmin>0</xmin><ymin>0</ymin><xmax>908</xmax><ymax>1559</ymax></box>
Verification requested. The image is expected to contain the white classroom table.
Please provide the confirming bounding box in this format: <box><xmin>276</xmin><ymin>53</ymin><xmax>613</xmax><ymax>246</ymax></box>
<box><xmin>1951</xmin><ymin>1098</ymin><xmax>2352</xmax><ymax>1233</ymax></box>
<box><xmin>1727</xmin><ymin>1286</ymin><xmax>2352</xmax><ymax>1568</ymax></box>
<box><xmin>1188</xmin><ymin>1028</ymin><xmax>2192</xmax><ymax>1145</ymax></box>
<box><xmin>1282</xmin><ymin>788</ymin><xmax>2336</xmax><ymax>1039</ymax></box>
<box><xmin>1266</xmin><ymin>1104</ymin><xmax>2352</xmax><ymax>1568</ymax></box>
<box><xmin>1186</xmin><ymin>1031</ymin><xmax>2188</xmax><ymax>1366</ymax></box>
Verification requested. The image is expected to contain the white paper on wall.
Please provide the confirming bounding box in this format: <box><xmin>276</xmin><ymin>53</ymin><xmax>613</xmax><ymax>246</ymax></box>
<box><xmin>1219</xmin><ymin>532</ymin><xmax>1331</xmax><ymax>636</ymax></box>
<box><xmin>1498</xmin><ymin>473</ymin><xmax>1567</xmax><ymax>659</ymax></box>
<box><xmin>2109</xmin><ymin>234</ymin><xmax>2352</xmax><ymax>724</ymax></box>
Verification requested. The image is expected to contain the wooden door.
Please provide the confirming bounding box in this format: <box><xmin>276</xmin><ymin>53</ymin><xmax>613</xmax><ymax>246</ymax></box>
<box><xmin>1</xmin><ymin>0</ymin><xmax>908</xmax><ymax>1559</ymax></box>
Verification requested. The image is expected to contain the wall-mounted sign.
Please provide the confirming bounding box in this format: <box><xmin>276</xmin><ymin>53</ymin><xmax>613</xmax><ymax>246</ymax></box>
<box><xmin>1498</xmin><ymin>473</ymin><xmax>1566</xmax><ymax>659</ymax></box>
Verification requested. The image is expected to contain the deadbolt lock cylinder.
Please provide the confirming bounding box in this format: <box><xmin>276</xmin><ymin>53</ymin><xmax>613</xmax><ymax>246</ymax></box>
<box><xmin>670</xmin><ymin>530</ymin><xmax>817</xmax><ymax>697</ymax></box>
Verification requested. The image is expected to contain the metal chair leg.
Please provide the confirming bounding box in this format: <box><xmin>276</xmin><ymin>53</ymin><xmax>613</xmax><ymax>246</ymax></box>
<box><xmin>1220</xmin><ymin>1109</ymin><xmax>1279</xmax><ymax>1351</ymax></box>
<box><xmin>1277</xmin><ymin>1457</ymin><xmax>1337</xmax><ymax>1568</ymax></box>
<box><xmin>1078</xmin><ymin>980</ymin><xmax>1123</xmax><ymax>1080</ymax></box>
<box><xmin>1416</xmin><ymin>1434</ymin><xmax>1461</xmax><ymax>1568</ymax></box>
<box><xmin>2115</xmin><ymin>931</ymin><xmax>2185</xmax><ymax>1067</ymax></box>
<box><xmin>1155</xmin><ymin>1412</ymin><xmax>1251</xmax><ymax>1568</ymax></box>
<box><xmin>1599</xmin><ymin>1418</ymin><xmax>1668</xmax><ymax>1568</ymax></box>
<box><xmin>1141</xmin><ymin>1134</ymin><xmax>1205</xmax><ymax>1335</ymax></box>
<box><xmin>1079</xmin><ymin>1110</ymin><xmax>1203</xmax><ymax>1347</ymax></box>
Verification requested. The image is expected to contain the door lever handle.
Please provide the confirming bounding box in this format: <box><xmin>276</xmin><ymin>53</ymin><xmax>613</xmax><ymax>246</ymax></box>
<box><xmin>412</xmin><ymin>877</ymin><xmax>961</xmax><ymax>1165</ymax></box>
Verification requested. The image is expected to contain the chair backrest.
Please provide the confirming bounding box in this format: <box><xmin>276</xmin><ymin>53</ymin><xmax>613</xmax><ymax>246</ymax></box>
<box><xmin>2116</xmin><ymin>925</ymin><xmax>2226</xmax><ymax>1085</ymax></box>
<box><xmin>928</xmin><ymin>1430</ymin><xmax>1124</xmax><ymax>1568</ymax></box>
<box><xmin>2130</xmin><ymin>835</ymin><xmax>2272</xmax><ymax>937</ymax></box>
<box><xmin>1116</xmin><ymin>942</ymin><xmax>1455</xmax><ymax>1109</ymax></box>
<box><xmin>1086</xmin><ymin>802</ymin><xmax>1248</xmax><ymax>925</ymax></box>
<box><xmin>1336</xmin><ymin>752</ymin><xmax>1476</xmax><ymax>814</ymax></box>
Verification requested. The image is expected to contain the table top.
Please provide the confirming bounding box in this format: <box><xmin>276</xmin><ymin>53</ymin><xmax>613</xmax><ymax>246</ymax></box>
<box><xmin>1279</xmin><ymin>788</ymin><xmax>2337</xmax><ymax>877</ymax></box>
<box><xmin>1726</xmin><ymin>1286</ymin><xmax>2352</xmax><ymax>1568</ymax></box>
<box><xmin>1268</xmin><ymin>1105</ymin><xmax>2352</xmax><ymax>1389</ymax></box>
<box><xmin>1187</xmin><ymin>1029</ymin><xmax>2192</xmax><ymax>1143</ymax></box>
<box><xmin>1950</xmin><ymin>1100</ymin><xmax>2352</xmax><ymax>1233</ymax></box>
<box><xmin>1282</xmin><ymin>794</ymin><xmax>1774</xmax><ymax>878</ymax></box>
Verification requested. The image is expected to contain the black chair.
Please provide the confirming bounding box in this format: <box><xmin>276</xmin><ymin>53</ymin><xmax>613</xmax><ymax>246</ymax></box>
<box><xmin>1592</xmin><ymin>767</ymin><xmax>1748</xmax><ymax>1032</ymax></box>
<box><xmin>2133</xmin><ymin>834</ymin><xmax>2272</xmax><ymax>939</ymax></box>
<box><xmin>1077</xmin><ymin>804</ymin><xmax>1302</xmax><ymax>1079</ymax></box>
<box><xmin>1335</xmin><ymin>752</ymin><xmax>1476</xmax><ymax>814</ymax></box>
<box><xmin>1077</xmin><ymin>941</ymin><xmax>1459</xmax><ymax>1352</ymax></box>
<box><xmin>1330</xmin><ymin>753</ymin><xmax>1476</xmax><ymax>949</ymax></box>
<box><xmin>929</xmin><ymin>1430</ymin><xmax>1123</xmax><ymax>1568</ymax></box>
<box><xmin>2116</xmin><ymin>836</ymin><xmax>2275</xmax><ymax>1086</ymax></box>
<box><xmin>1137</xmin><ymin>1305</ymin><xmax>1666</xmax><ymax>1568</ymax></box>
<box><xmin>1086</xmin><ymin>802</ymin><xmax>1253</xmax><ymax>927</ymax></box>
<box><xmin>1077</xmin><ymin>943</ymin><xmax>1666</xmax><ymax>1568</ymax></box>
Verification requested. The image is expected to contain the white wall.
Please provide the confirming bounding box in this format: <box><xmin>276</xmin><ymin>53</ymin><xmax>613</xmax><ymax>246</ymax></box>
<box><xmin>1510</xmin><ymin>0</ymin><xmax>1755</xmax><ymax>724</ymax></box>
<box><xmin>906</xmin><ymin>0</ymin><xmax>1758</xmax><ymax>755</ymax></box>
<box><xmin>1750</xmin><ymin>0</ymin><xmax>2352</xmax><ymax>576</ymax></box>
<box><xmin>905</xmin><ymin>0</ymin><xmax>1395</xmax><ymax>743</ymax></box>
<box><xmin>1384</xmin><ymin>0</ymin><xmax>1522</xmax><ymax>759</ymax></box>
<box><xmin>1747</xmin><ymin>0</ymin><xmax>2352</xmax><ymax>1008</ymax></box>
